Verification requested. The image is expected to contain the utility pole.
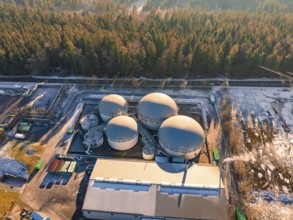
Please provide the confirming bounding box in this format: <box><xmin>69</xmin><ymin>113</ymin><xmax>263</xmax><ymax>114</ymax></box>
<box><xmin>259</xmin><ymin>66</ymin><xmax>292</xmax><ymax>89</ymax></box>
<box><xmin>259</xmin><ymin>66</ymin><xmax>293</xmax><ymax>81</ymax></box>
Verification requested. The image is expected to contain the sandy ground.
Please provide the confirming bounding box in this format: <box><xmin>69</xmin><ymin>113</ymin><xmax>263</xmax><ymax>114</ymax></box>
<box><xmin>13</xmin><ymin>114</ymin><xmax>86</xmax><ymax>219</ymax></box>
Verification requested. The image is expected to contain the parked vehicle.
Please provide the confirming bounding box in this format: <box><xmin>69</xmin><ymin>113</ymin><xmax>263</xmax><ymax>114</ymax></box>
<box><xmin>14</xmin><ymin>133</ymin><xmax>25</xmax><ymax>140</ymax></box>
<box><xmin>67</xmin><ymin>127</ymin><xmax>74</xmax><ymax>134</ymax></box>
<box><xmin>209</xmin><ymin>95</ymin><xmax>215</xmax><ymax>105</ymax></box>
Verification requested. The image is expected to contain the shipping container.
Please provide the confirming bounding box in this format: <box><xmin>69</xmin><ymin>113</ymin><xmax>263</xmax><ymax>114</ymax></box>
<box><xmin>18</xmin><ymin>125</ymin><xmax>31</xmax><ymax>132</ymax></box>
<box><xmin>68</xmin><ymin>161</ymin><xmax>77</xmax><ymax>173</ymax></box>
<box><xmin>61</xmin><ymin>161</ymin><xmax>71</xmax><ymax>173</ymax></box>
<box><xmin>19</xmin><ymin>121</ymin><xmax>30</xmax><ymax>126</ymax></box>
<box><xmin>48</xmin><ymin>159</ymin><xmax>58</xmax><ymax>172</ymax></box>
<box><xmin>55</xmin><ymin>160</ymin><xmax>64</xmax><ymax>173</ymax></box>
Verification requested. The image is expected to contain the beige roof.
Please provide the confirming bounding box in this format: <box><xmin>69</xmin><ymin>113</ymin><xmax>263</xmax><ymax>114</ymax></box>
<box><xmin>90</xmin><ymin>158</ymin><xmax>223</xmax><ymax>188</ymax></box>
<box><xmin>83</xmin><ymin>158</ymin><xmax>228</xmax><ymax>220</ymax></box>
<box><xmin>137</xmin><ymin>93</ymin><xmax>178</xmax><ymax>121</ymax></box>
<box><xmin>159</xmin><ymin>115</ymin><xmax>205</xmax><ymax>153</ymax></box>
<box><xmin>106</xmin><ymin>116</ymin><xmax>138</xmax><ymax>141</ymax></box>
<box><xmin>99</xmin><ymin>94</ymin><xmax>128</xmax><ymax>115</ymax></box>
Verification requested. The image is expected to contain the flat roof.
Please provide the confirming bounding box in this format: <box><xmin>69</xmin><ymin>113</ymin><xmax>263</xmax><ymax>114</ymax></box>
<box><xmin>83</xmin><ymin>158</ymin><xmax>228</xmax><ymax>219</ymax></box>
<box><xmin>90</xmin><ymin>158</ymin><xmax>223</xmax><ymax>188</ymax></box>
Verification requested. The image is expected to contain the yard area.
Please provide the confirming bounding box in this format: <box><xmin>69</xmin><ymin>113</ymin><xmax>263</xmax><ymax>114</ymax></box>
<box><xmin>0</xmin><ymin>184</ymin><xmax>28</xmax><ymax>218</ymax></box>
<box><xmin>4</xmin><ymin>140</ymin><xmax>44</xmax><ymax>174</ymax></box>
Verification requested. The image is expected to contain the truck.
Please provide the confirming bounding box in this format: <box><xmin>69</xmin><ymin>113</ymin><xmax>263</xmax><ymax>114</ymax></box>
<box><xmin>67</xmin><ymin>127</ymin><xmax>74</xmax><ymax>134</ymax></box>
<box><xmin>213</xmin><ymin>149</ymin><xmax>220</xmax><ymax>162</ymax></box>
<box><xmin>235</xmin><ymin>207</ymin><xmax>246</xmax><ymax>220</ymax></box>
<box><xmin>35</xmin><ymin>161</ymin><xmax>42</xmax><ymax>170</ymax></box>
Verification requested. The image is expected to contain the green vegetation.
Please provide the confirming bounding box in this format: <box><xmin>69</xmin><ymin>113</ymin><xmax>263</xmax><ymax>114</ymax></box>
<box><xmin>7</xmin><ymin>0</ymin><xmax>293</xmax><ymax>13</ymax></box>
<box><xmin>143</xmin><ymin>0</ymin><xmax>293</xmax><ymax>13</ymax></box>
<box><xmin>0</xmin><ymin>1</ymin><xmax>292</xmax><ymax>78</ymax></box>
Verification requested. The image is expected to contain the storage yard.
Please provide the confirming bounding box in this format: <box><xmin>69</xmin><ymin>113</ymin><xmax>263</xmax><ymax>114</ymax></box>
<box><xmin>18</xmin><ymin>84</ymin><xmax>62</xmax><ymax>114</ymax></box>
<box><xmin>0</xmin><ymin>79</ymin><xmax>292</xmax><ymax>219</ymax></box>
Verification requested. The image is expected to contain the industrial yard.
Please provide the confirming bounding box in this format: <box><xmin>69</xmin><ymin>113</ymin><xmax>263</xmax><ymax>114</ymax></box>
<box><xmin>0</xmin><ymin>78</ymin><xmax>292</xmax><ymax>220</ymax></box>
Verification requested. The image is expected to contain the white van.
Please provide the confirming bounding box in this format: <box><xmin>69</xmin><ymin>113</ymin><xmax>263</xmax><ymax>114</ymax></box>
<box><xmin>14</xmin><ymin>133</ymin><xmax>25</xmax><ymax>140</ymax></box>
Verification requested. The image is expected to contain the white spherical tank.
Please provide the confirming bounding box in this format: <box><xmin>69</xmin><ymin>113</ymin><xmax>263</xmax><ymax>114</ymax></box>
<box><xmin>137</xmin><ymin>93</ymin><xmax>178</xmax><ymax>130</ymax></box>
<box><xmin>80</xmin><ymin>114</ymin><xmax>99</xmax><ymax>131</ymax></box>
<box><xmin>99</xmin><ymin>94</ymin><xmax>128</xmax><ymax>123</ymax></box>
<box><xmin>158</xmin><ymin>115</ymin><xmax>205</xmax><ymax>160</ymax></box>
<box><xmin>106</xmin><ymin>116</ymin><xmax>138</xmax><ymax>151</ymax></box>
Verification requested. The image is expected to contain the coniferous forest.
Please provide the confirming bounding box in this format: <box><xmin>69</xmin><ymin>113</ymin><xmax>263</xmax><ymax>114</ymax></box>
<box><xmin>0</xmin><ymin>0</ymin><xmax>292</xmax><ymax>78</ymax></box>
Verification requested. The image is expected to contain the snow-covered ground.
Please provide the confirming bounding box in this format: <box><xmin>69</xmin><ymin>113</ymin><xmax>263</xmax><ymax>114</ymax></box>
<box><xmin>0</xmin><ymin>157</ymin><xmax>28</xmax><ymax>180</ymax></box>
<box><xmin>248</xmin><ymin>198</ymin><xmax>293</xmax><ymax>220</ymax></box>
<box><xmin>66</xmin><ymin>102</ymin><xmax>84</xmax><ymax>131</ymax></box>
<box><xmin>282</xmin><ymin>102</ymin><xmax>293</xmax><ymax>133</ymax></box>
<box><xmin>222</xmin><ymin>87</ymin><xmax>293</xmax><ymax>219</ymax></box>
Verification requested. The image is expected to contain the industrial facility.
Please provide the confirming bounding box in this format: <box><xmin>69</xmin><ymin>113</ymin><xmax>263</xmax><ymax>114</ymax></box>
<box><xmin>106</xmin><ymin>115</ymin><xmax>139</xmax><ymax>151</ymax></box>
<box><xmin>80</xmin><ymin>114</ymin><xmax>99</xmax><ymax>131</ymax></box>
<box><xmin>83</xmin><ymin>128</ymin><xmax>104</xmax><ymax>150</ymax></box>
<box><xmin>99</xmin><ymin>94</ymin><xmax>128</xmax><ymax>123</ymax></box>
<box><xmin>1</xmin><ymin>77</ymin><xmax>292</xmax><ymax>220</ymax></box>
<box><xmin>82</xmin><ymin>159</ymin><xmax>227</xmax><ymax>220</ymax></box>
<box><xmin>72</xmin><ymin>92</ymin><xmax>206</xmax><ymax>160</ymax></box>
<box><xmin>79</xmin><ymin>113</ymin><xmax>104</xmax><ymax>153</ymax></box>
<box><xmin>137</xmin><ymin>92</ymin><xmax>178</xmax><ymax>130</ymax></box>
<box><xmin>80</xmin><ymin>92</ymin><xmax>227</xmax><ymax>220</ymax></box>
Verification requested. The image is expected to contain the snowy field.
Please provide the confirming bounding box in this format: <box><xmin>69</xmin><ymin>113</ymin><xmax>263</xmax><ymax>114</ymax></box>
<box><xmin>0</xmin><ymin>157</ymin><xmax>28</xmax><ymax>180</ymax></box>
<box><xmin>221</xmin><ymin>87</ymin><xmax>293</xmax><ymax>219</ymax></box>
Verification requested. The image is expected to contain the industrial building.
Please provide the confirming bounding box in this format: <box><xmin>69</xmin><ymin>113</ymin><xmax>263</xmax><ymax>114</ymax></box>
<box><xmin>106</xmin><ymin>116</ymin><xmax>139</xmax><ymax>151</ymax></box>
<box><xmin>137</xmin><ymin>93</ymin><xmax>178</xmax><ymax>130</ymax></box>
<box><xmin>82</xmin><ymin>158</ymin><xmax>227</xmax><ymax>220</ymax></box>
<box><xmin>80</xmin><ymin>92</ymin><xmax>226</xmax><ymax>219</ymax></box>
<box><xmin>99</xmin><ymin>94</ymin><xmax>128</xmax><ymax>123</ymax></box>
